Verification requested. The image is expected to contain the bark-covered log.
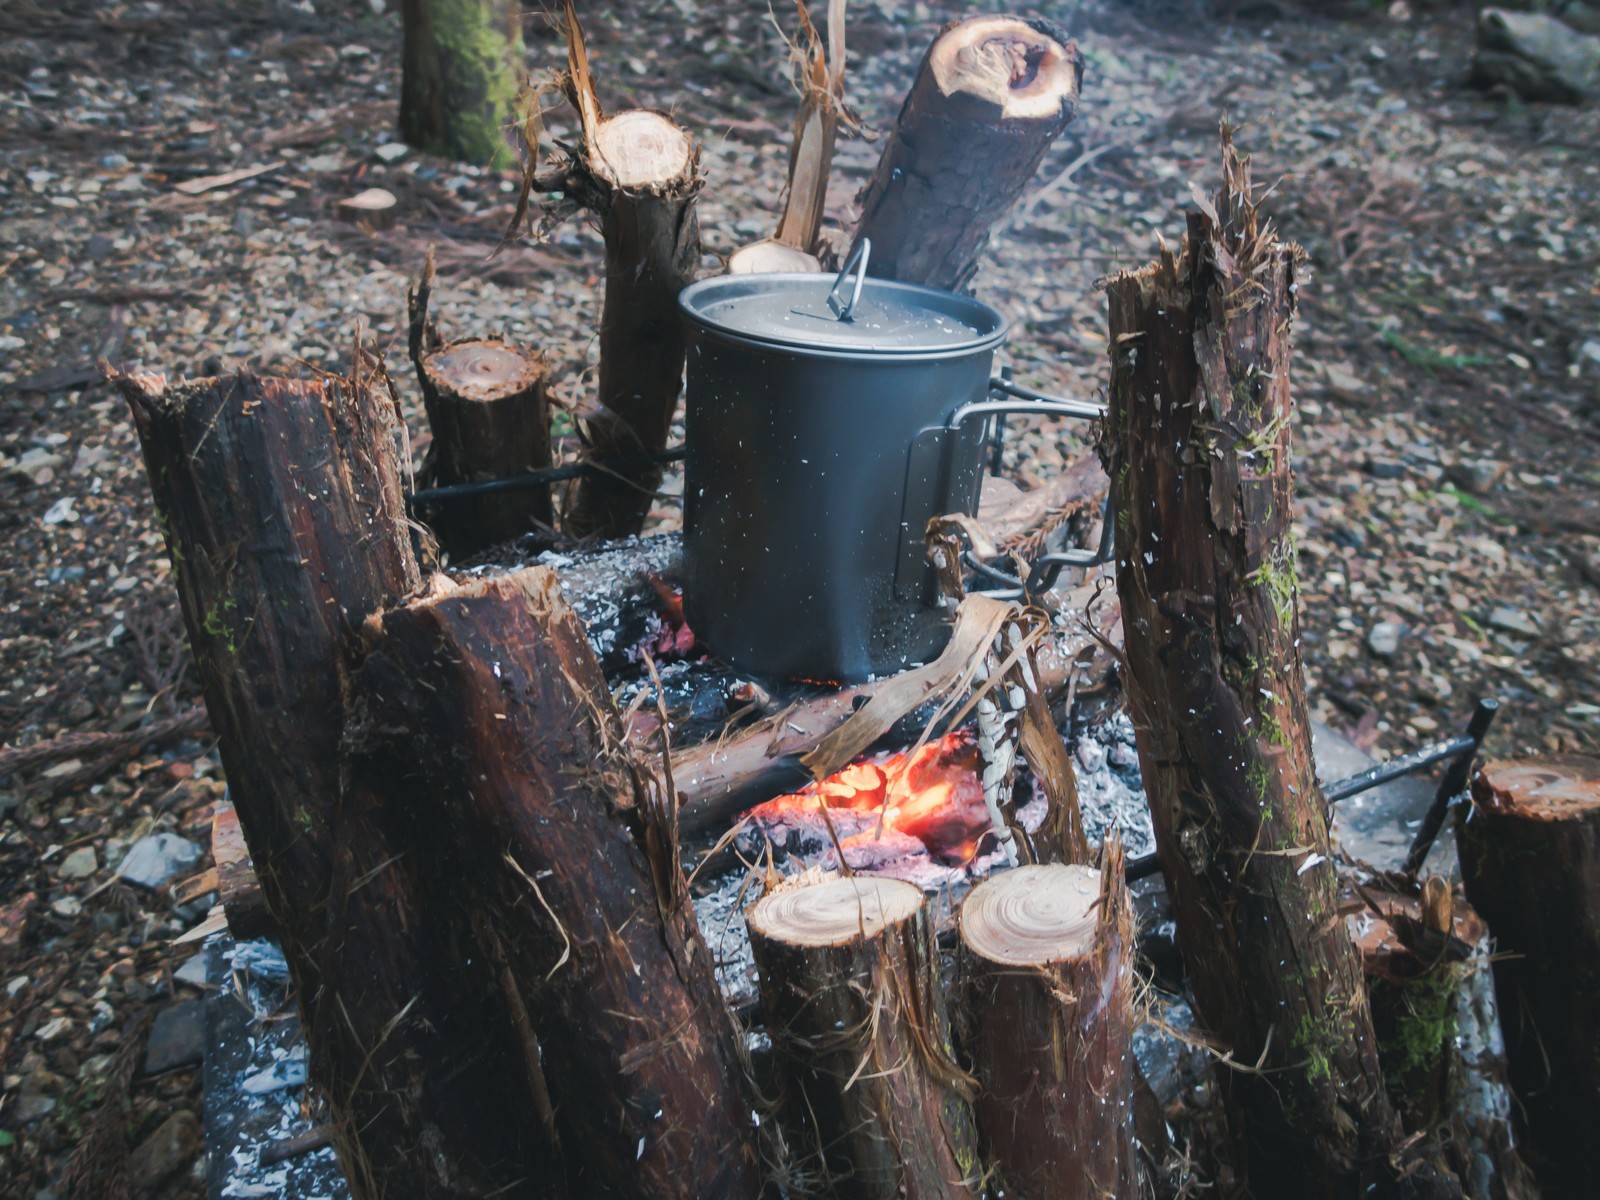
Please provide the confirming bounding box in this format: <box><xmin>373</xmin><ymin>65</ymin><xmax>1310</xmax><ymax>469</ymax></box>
<box><xmin>1457</xmin><ymin>754</ymin><xmax>1600</xmax><ymax>1197</ymax></box>
<box><xmin>747</xmin><ymin>874</ymin><xmax>978</xmax><ymax>1198</ymax></box>
<box><xmin>1101</xmin><ymin>132</ymin><xmax>1456</xmax><ymax>1197</ymax></box>
<box><xmin>117</xmin><ymin>369</ymin><xmax>540</xmax><ymax>1197</ymax></box>
<box><xmin>399</xmin><ymin>0</ymin><xmax>522</xmax><ymax>168</ymax></box>
<box><xmin>408</xmin><ymin>252</ymin><xmax>553</xmax><ymax>557</ymax></box>
<box><xmin>851</xmin><ymin>14</ymin><xmax>1082</xmax><ymax>292</ymax></box>
<box><xmin>729</xmin><ymin>0</ymin><xmax>845</xmax><ymax>274</ymax></box>
<box><xmin>957</xmin><ymin>845</ymin><xmax>1136</xmax><ymax>1200</ymax></box>
<box><xmin>555</xmin><ymin>1</ymin><xmax>700</xmax><ymax>539</ymax></box>
<box><xmin>347</xmin><ymin>568</ymin><xmax>765</xmax><ymax>1200</ymax></box>
<box><xmin>1352</xmin><ymin>882</ymin><xmax>1541</xmax><ymax>1200</ymax></box>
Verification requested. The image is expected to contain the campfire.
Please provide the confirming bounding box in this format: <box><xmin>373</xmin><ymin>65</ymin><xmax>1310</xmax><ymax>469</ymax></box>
<box><xmin>742</xmin><ymin>730</ymin><xmax>1046</xmax><ymax>887</ymax></box>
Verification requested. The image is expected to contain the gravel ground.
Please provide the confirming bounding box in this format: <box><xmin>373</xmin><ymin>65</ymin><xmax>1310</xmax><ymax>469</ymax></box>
<box><xmin>2</xmin><ymin>0</ymin><xmax>1597</xmax><ymax>1195</ymax></box>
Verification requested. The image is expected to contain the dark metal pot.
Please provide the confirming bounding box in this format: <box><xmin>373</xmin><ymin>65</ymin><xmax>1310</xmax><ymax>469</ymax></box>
<box><xmin>678</xmin><ymin>245</ymin><xmax>1096</xmax><ymax>682</ymax></box>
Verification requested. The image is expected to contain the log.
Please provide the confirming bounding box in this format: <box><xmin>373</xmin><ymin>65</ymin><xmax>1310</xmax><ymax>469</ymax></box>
<box><xmin>556</xmin><ymin>1</ymin><xmax>701</xmax><ymax>539</ymax></box>
<box><xmin>957</xmin><ymin>845</ymin><xmax>1136</xmax><ymax>1200</ymax></box>
<box><xmin>1101</xmin><ymin>132</ymin><xmax>1455</xmax><ymax>1196</ymax></box>
<box><xmin>729</xmin><ymin>0</ymin><xmax>845</xmax><ymax>274</ymax></box>
<box><xmin>1457</xmin><ymin>754</ymin><xmax>1600</xmax><ymax>1196</ymax></box>
<box><xmin>209</xmin><ymin>803</ymin><xmax>274</xmax><ymax>941</ymax></box>
<box><xmin>408</xmin><ymin>251</ymin><xmax>553</xmax><ymax>557</ymax></box>
<box><xmin>1352</xmin><ymin>882</ymin><xmax>1541</xmax><ymax>1200</ymax></box>
<box><xmin>851</xmin><ymin>15</ymin><xmax>1082</xmax><ymax>292</ymax></box>
<box><xmin>117</xmin><ymin>369</ymin><xmax>539</xmax><ymax>1197</ymax></box>
<box><xmin>336</xmin><ymin>187</ymin><xmax>398</xmax><ymax>229</ymax></box>
<box><xmin>747</xmin><ymin>874</ymin><xmax>977</xmax><ymax>1198</ymax></box>
<box><xmin>347</xmin><ymin>568</ymin><xmax>765</xmax><ymax>1199</ymax></box>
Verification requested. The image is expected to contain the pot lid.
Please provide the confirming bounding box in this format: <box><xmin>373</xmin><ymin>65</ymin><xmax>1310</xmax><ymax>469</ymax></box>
<box><xmin>679</xmin><ymin>271</ymin><xmax>1007</xmax><ymax>357</ymax></box>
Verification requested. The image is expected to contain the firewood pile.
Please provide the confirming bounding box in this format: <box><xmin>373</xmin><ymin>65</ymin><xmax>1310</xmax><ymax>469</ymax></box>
<box><xmin>108</xmin><ymin>5</ymin><xmax>1597</xmax><ymax>1199</ymax></box>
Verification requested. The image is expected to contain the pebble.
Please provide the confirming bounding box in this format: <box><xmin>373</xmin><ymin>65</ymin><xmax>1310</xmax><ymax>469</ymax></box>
<box><xmin>11</xmin><ymin>448</ymin><xmax>62</xmax><ymax>484</ymax></box>
<box><xmin>36</xmin><ymin>1016</ymin><xmax>71</xmax><ymax>1041</ymax></box>
<box><xmin>1488</xmin><ymin>606</ymin><xmax>1540</xmax><ymax>638</ymax></box>
<box><xmin>50</xmin><ymin>896</ymin><xmax>82</xmax><ymax>918</ymax></box>
<box><xmin>117</xmin><ymin>833</ymin><xmax>203</xmax><ymax>889</ymax></box>
<box><xmin>56</xmin><ymin>846</ymin><xmax>98</xmax><ymax>880</ymax></box>
<box><xmin>143</xmin><ymin>999</ymin><xmax>206</xmax><ymax>1074</ymax></box>
<box><xmin>129</xmin><ymin>1111</ymin><xmax>200</xmax><ymax>1190</ymax></box>
<box><xmin>1368</xmin><ymin>621</ymin><xmax>1404</xmax><ymax>659</ymax></box>
<box><xmin>1364</xmin><ymin>458</ymin><xmax>1406</xmax><ymax>481</ymax></box>
<box><xmin>1446</xmin><ymin>459</ymin><xmax>1505</xmax><ymax>494</ymax></box>
<box><xmin>42</xmin><ymin>497</ymin><xmax>78</xmax><ymax>525</ymax></box>
<box><xmin>374</xmin><ymin>142</ymin><xmax>408</xmax><ymax>163</ymax></box>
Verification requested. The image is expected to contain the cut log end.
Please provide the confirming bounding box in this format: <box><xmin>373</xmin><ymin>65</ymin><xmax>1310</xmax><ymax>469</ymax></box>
<box><xmin>727</xmin><ymin>239</ymin><xmax>822</xmax><ymax>275</ymax></box>
<box><xmin>1473</xmin><ymin>753</ymin><xmax>1600</xmax><ymax>820</ymax></box>
<box><xmin>422</xmin><ymin>340</ymin><xmax>544</xmax><ymax>403</ymax></box>
<box><xmin>959</xmin><ymin>862</ymin><xmax>1099</xmax><ymax>966</ymax></box>
<box><xmin>592</xmin><ymin>110</ymin><xmax>693</xmax><ymax>189</ymax></box>
<box><xmin>747</xmin><ymin>874</ymin><xmax>924</xmax><ymax>948</ymax></box>
<box><xmin>929</xmin><ymin>16</ymin><xmax>1080</xmax><ymax>121</ymax></box>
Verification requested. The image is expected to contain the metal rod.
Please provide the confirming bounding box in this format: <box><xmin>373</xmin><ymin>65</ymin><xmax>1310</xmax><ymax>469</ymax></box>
<box><xmin>1400</xmin><ymin>697</ymin><xmax>1500</xmax><ymax>880</ymax></box>
<box><xmin>406</xmin><ymin>447</ymin><xmax>687</xmax><ymax>507</ymax></box>
<box><xmin>989</xmin><ymin>366</ymin><xmax>1013</xmax><ymax>476</ymax></box>
<box><xmin>1125</xmin><ymin>697</ymin><xmax>1501</xmax><ymax>885</ymax></box>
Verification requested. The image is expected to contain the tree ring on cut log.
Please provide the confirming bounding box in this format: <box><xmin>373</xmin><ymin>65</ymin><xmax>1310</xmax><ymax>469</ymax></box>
<box><xmin>930</xmin><ymin>16</ymin><xmax>1080</xmax><ymax>120</ymax></box>
<box><xmin>747</xmin><ymin>874</ymin><xmax>924</xmax><ymax>948</ymax></box>
<box><xmin>959</xmin><ymin>862</ymin><xmax>1099</xmax><ymax>966</ymax></box>
<box><xmin>422</xmin><ymin>340</ymin><xmax>544</xmax><ymax>403</ymax></box>
<box><xmin>1473</xmin><ymin>754</ymin><xmax>1600</xmax><ymax>818</ymax></box>
<box><xmin>592</xmin><ymin>110</ymin><xmax>693</xmax><ymax>189</ymax></box>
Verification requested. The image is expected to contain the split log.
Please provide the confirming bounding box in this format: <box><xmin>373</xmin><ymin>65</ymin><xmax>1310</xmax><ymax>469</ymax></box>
<box><xmin>957</xmin><ymin>845</ymin><xmax>1136</xmax><ymax>1200</ymax></box>
<box><xmin>209</xmin><ymin>804</ymin><xmax>274</xmax><ymax>941</ymax></box>
<box><xmin>336</xmin><ymin>187</ymin><xmax>398</xmax><ymax>229</ymax></box>
<box><xmin>851</xmin><ymin>15</ymin><xmax>1082</xmax><ymax>292</ymax></box>
<box><xmin>555</xmin><ymin>1</ymin><xmax>701</xmax><ymax>539</ymax></box>
<box><xmin>747</xmin><ymin>874</ymin><xmax>977</xmax><ymax>1198</ymax></box>
<box><xmin>1457</xmin><ymin>754</ymin><xmax>1600</xmax><ymax>1196</ymax></box>
<box><xmin>1352</xmin><ymin>882</ymin><xmax>1541</xmax><ymax>1200</ymax></box>
<box><xmin>729</xmin><ymin>0</ymin><xmax>845</xmax><ymax>274</ymax></box>
<box><xmin>347</xmin><ymin>568</ymin><xmax>764</xmax><ymax>1199</ymax></box>
<box><xmin>409</xmin><ymin>255</ymin><xmax>552</xmax><ymax>557</ymax></box>
<box><xmin>117</xmin><ymin>369</ymin><xmax>540</xmax><ymax>1197</ymax></box>
<box><xmin>1101</xmin><ymin>132</ymin><xmax>1456</xmax><ymax>1196</ymax></box>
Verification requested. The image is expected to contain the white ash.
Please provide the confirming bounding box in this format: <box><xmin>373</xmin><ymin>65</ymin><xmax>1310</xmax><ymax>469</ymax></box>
<box><xmin>1068</xmin><ymin>711</ymin><xmax>1156</xmax><ymax>860</ymax></box>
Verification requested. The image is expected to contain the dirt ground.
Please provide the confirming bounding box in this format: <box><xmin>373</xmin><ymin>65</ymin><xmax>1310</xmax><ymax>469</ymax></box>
<box><xmin>1</xmin><ymin>0</ymin><xmax>1596</xmax><ymax>1195</ymax></box>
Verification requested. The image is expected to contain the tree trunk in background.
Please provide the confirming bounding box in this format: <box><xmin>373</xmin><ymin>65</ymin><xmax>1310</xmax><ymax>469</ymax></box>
<box><xmin>747</xmin><ymin>875</ymin><xmax>978</xmax><ymax>1199</ymax></box>
<box><xmin>851</xmin><ymin>14</ymin><xmax>1082</xmax><ymax>292</ymax></box>
<box><xmin>555</xmin><ymin>0</ymin><xmax>700</xmax><ymax>539</ymax></box>
<box><xmin>117</xmin><ymin>369</ymin><xmax>546</xmax><ymax>1197</ymax></box>
<box><xmin>1100</xmin><ymin>131</ymin><xmax>1457</xmax><ymax>1198</ymax></box>
<box><xmin>1457</xmin><ymin>755</ymin><xmax>1600</xmax><ymax>1197</ymax></box>
<box><xmin>400</xmin><ymin>0</ymin><xmax>522</xmax><ymax>169</ymax></box>
<box><xmin>347</xmin><ymin>569</ymin><xmax>765</xmax><ymax>1199</ymax></box>
<box><xmin>957</xmin><ymin>849</ymin><xmax>1136</xmax><ymax>1200</ymax></box>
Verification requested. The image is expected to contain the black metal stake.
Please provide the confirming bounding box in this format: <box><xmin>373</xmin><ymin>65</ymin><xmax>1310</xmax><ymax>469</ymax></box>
<box><xmin>1399</xmin><ymin>697</ymin><xmax>1500</xmax><ymax>881</ymax></box>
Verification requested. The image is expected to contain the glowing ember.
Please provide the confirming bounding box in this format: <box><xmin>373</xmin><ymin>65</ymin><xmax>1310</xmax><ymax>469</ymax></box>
<box><xmin>745</xmin><ymin>731</ymin><xmax>1019</xmax><ymax>879</ymax></box>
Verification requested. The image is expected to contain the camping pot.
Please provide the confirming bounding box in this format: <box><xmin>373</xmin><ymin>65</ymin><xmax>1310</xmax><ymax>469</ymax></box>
<box><xmin>678</xmin><ymin>241</ymin><xmax>1099</xmax><ymax>682</ymax></box>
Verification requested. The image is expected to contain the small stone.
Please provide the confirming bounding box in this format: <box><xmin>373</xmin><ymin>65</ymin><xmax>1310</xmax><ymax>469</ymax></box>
<box><xmin>56</xmin><ymin>846</ymin><xmax>97</xmax><ymax>880</ymax></box>
<box><xmin>13</xmin><ymin>1086</ymin><xmax>56</xmax><ymax>1122</ymax></box>
<box><xmin>173</xmin><ymin>952</ymin><xmax>209</xmax><ymax>989</ymax></box>
<box><xmin>1364</xmin><ymin>458</ymin><xmax>1406</xmax><ymax>481</ymax></box>
<box><xmin>129</xmin><ymin>1110</ymin><xmax>200</xmax><ymax>1190</ymax></box>
<box><xmin>42</xmin><ymin>497</ymin><xmax>78</xmax><ymax>525</ymax></box>
<box><xmin>117</xmin><ymin>833</ymin><xmax>202</xmax><ymax>889</ymax></box>
<box><xmin>1367</xmin><ymin>621</ymin><xmax>1404</xmax><ymax>659</ymax></box>
<box><xmin>10</xmin><ymin>448</ymin><xmax>62</xmax><ymax>484</ymax></box>
<box><xmin>143</xmin><ymin>999</ymin><xmax>205</xmax><ymax>1074</ymax></box>
<box><xmin>1487</xmin><ymin>606</ymin><xmax>1540</xmax><ymax>638</ymax></box>
<box><xmin>50</xmin><ymin>896</ymin><xmax>82</xmax><ymax>918</ymax></box>
<box><xmin>374</xmin><ymin>141</ymin><xmax>408</xmax><ymax>163</ymax></box>
<box><xmin>1446</xmin><ymin>459</ymin><xmax>1505</xmax><ymax>495</ymax></box>
<box><xmin>1321</xmin><ymin>363</ymin><xmax>1368</xmax><ymax>394</ymax></box>
<box><xmin>36</xmin><ymin>1016</ymin><xmax>71</xmax><ymax>1041</ymax></box>
<box><xmin>1074</xmin><ymin>738</ymin><xmax>1107</xmax><ymax>774</ymax></box>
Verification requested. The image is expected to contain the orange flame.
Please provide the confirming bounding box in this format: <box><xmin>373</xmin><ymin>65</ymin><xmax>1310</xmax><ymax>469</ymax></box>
<box><xmin>748</xmin><ymin>731</ymin><xmax>992</xmax><ymax>866</ymax></box>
